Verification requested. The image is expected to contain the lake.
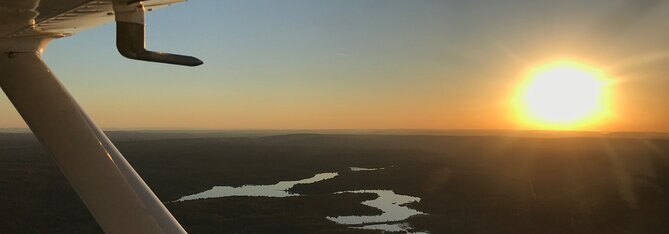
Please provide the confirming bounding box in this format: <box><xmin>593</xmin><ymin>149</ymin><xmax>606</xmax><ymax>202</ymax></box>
<box><xmin>175</xmin><ymin>167</ymin><xmax>428</xmax><ymax>233</ymax></box>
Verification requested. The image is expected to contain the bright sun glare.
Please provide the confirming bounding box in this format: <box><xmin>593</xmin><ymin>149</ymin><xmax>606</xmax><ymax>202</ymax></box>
<box><xmin>516</xmin><ymin>60</ymin><xmax>610</xmax><ymax>130</ymax></box>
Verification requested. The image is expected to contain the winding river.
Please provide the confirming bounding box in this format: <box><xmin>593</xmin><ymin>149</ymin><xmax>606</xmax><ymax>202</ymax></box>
<box><xmin>175</xmin><ymin>167</ymin><xmax>427</xmax><ymax>233</ymax></box>
<box><xmin>175</xmin><ymin>172</ymin><xmax>338</xmax><ymax>201</ymax></box>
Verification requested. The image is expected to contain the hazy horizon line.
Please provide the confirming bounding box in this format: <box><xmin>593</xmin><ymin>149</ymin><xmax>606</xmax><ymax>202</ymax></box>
<box><xmin>2</xmin><ymin>128</ymin><xmax>668</xmax><ymax>135</ymax></box>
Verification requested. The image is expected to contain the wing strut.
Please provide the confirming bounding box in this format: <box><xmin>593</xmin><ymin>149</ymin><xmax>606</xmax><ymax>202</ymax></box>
<box><xmin>0</xmin><ymin>39</ymin><xmax>188</xmax><ymax>234</ymax></box>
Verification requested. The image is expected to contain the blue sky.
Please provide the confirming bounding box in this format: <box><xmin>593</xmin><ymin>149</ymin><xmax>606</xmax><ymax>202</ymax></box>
<box><xmin>1</xmin><ymin>0</ymin><xmax>668</xmax><ymax>131</ymax></box>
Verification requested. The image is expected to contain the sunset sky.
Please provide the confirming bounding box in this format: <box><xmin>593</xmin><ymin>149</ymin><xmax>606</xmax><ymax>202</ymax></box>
<box><xmin>1</xmin><ymin>0</ymin><xmax>669</xmax><ymax>131</ymax></box>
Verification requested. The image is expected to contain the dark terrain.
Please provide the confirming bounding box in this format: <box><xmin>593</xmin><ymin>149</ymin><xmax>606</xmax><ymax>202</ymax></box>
<box><xmin>1</xmin><ymin>131</ymin><xmax>668</xmax><ymax>233</ymax></box>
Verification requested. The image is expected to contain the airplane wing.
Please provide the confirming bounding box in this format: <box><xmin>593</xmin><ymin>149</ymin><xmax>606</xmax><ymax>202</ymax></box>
<box><xmin>1</xmin><ymin>0</ymin><xmax>183</xmax><ymax>38</ymax></box>
<box><xmin>0</xmin><ymin>0</ymin><xmax>201</xmax><ymax>233</ymax></box>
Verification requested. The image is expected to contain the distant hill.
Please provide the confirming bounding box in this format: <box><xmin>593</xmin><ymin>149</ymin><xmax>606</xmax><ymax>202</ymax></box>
<box><xmin>2</xmin><ymin>128</ymin><xmax>668</xmax><ymax>139</ymax></box>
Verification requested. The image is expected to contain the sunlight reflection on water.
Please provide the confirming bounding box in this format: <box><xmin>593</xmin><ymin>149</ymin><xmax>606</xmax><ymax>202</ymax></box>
<box><xmin>326</xmin><ymin>190</ymin><xmax>423</xmax><ymax>225</ymax></box>
<box><xmin>349</xmin><ymin>167</ymin><xmax>384</xmax><ymax>171</ymax></box>
<box><xmin>175</xmin><ymin>172</ymin><xmax>338</xmax><ymax>201</ymax></box>
<box><xmin>354</xmin><ymin>223</ymin><xmax>429</xmax><ymax>234</ymax></box>
<box><xmin>175</xmin><ymin>167</ymin><xmax>428</xmax><ymax>233</ymax></box>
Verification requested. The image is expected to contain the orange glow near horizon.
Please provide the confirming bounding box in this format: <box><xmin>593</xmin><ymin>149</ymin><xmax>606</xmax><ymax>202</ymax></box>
<box><xmin>515</xmin><ymin>60</ymin><xmax>612</xmax><ymax>130</ymax></box>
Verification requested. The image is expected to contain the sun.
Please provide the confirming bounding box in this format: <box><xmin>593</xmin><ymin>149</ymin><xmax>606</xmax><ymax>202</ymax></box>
<box><xmin>515</xmin><ymin>60</ymin><xmax>610</xmax><ymax>130</ymax></box>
